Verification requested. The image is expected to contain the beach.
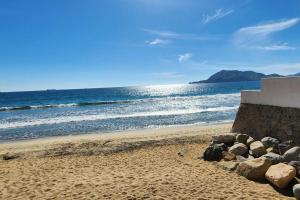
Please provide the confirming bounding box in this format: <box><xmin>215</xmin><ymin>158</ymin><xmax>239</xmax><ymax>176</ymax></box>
<box><xmin>0</xmin><ymin>123</ymin><xmax>293</xmax><ymax>200</ymax></box>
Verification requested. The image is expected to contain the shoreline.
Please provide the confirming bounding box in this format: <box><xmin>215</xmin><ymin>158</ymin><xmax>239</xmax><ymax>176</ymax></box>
<box><xmin>0</xmin><ymin>123</ymin><xmax>233</xmax><ymax>157</ymax></box>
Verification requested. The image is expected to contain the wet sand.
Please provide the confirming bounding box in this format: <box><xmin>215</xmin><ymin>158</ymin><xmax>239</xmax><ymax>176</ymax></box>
<box><xmin>0</xmin><ymin>124</ymin><xmax>293</xmax><ymax>199</ymax></box>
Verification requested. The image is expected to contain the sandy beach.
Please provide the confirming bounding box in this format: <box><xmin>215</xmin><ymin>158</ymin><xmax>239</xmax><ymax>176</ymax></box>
<box><xmin>0</xmin><ymin>123</ymin><xmax>294</xmax><ymax>199</ymax></box>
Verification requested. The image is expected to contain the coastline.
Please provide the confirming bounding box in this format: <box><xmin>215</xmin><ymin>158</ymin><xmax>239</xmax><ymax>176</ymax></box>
<box><xmin>0</xmin><ymin>122</ymin><xmax>232</xmax><ymax>157</ymax></box>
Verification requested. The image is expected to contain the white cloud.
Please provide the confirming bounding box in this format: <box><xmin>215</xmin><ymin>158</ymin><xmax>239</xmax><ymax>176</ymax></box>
<box><xmin>178</xmin><ymin>53</ymin><xmax>192</xmax><ymax>63</ymax></box>
<box><xmin>143</xmin><ymin>29</ymin><xmax>219</xmax><ymax>41</ymax></box>
<box><xmin>233</xmin><ymin>18</ymin><xmax>299</xmax><ymax>51</ymax></box>
<box><xmin>202</xmin><ymin>8</ymin><xmax>233</xmax><ymax>24</ymax></box>
<box><xmin>256</xmin><ymin>43</ymin><xmax>296</xmax><ymax>51</ymax></box>
<box><xmin>145</xmin><ymin>38</ymin><xmax>169</xmax><ymax>46</ymax></box>
<box><xmin>153</xmin><ymin>72</ymin><xmax>184</xmax><ymax>79</ymax></box>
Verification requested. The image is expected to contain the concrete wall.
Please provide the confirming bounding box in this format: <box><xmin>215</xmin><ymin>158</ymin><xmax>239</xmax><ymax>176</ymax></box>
<box><xmin>241</xmin><ymin>77</ymin><xmax>300</xmax><ymax>109</ymax></box>
<box><xmin>233</xmin><ymin>77</ymin><xmax>300</xmax><ymax>144</ymax></box>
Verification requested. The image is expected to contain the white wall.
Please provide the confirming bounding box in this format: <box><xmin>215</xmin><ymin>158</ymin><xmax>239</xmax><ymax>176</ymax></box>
<box><xmin>241</xmin><ymin>77</ymin><xmax>300</xmax><ymax>108</ymax></box>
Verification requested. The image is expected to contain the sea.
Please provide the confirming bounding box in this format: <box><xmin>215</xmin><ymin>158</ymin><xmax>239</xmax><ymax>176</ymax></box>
<box><xmin>0</xmin><ymin>81</ymin><xmax>260</xmax><ymax>142</ymax></box>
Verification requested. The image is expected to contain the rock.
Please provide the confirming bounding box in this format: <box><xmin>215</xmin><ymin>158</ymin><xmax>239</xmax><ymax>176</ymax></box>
<box><xmin>261</xmin><ymin>137</ymin><xmax>280</xmax><ymax>149</ymax></box>
<box><xmin>214</xmin><ymin>143</ymin><xmax>227</xmax><ymax>151</ymax></box>
<box><xmin>203</xmin><ymin>144</ymin><xmax>224</xmax><ymax>161</ymax></box>
<box><xmin>236</xmin><ymin>134</ymin><xmax>249</xmax><ymax>144</ymax></box>
<box><xmin>293</xmin><ymin>184</ymin><xmax>300</xmax><ymax>200</ymax></box>
<box><xmin>236</xmin><ymin>155</ymin><xmax>248</xmax><ymax>162</ymax></box>
<box><xmin>228</xmin><ymin>143</ymin><xmax>248</xmax><ymax>156</ymax></box>
<box><xmin>283</xmin><ymin>147</ymin><xmax>300</xmax><ymax>162</ymax></box>
<box><xmin>267</xmin><ymin>147</ymin><xmax>279</xmax><ymax>154</ymax></box>
<box><xmin>265</xmin><ymin>163</ymin><xmax>296</xmax><ymax>189</ymax></box>
<box><xmin>236</xmin><ymin>158</ymin><xmax>272</xmax><ymax>181</ymax></box>
<box><xmin>250</xmin><ymin>141</ymin><xmax>267</xmax><ymax>157</ymax></box>
<box><xmin>217</xmin><ymin>161</ymin><xmax>239</xmax><ymax>172</ymax></box>
<box><xmin>212</xmin><ymin>134</ymin><xmax>235</xmax><ymax>145</ymax></box>
<box><xmin>288</xmin><ymin>161</ymin><xmax>300</xmax><ymax>177</ymax></box>
<box><xmin>223</xmin><ymin>151</ymin><xmax>236</xmax><ymax>161</ymax></box>
<box><xmin>261</xmin><ymin>152</ymin><xmax>283</xmax><ymax>164</ymax></box>
<box><xmin>246</xmin><ymin>137</ymin><xmax>255</xmax><ymax>146</ymax></box>
<box><xmin>278</xmin><ymin>140</ymin><xmax>294</xmax><ymax>155</ymax></box>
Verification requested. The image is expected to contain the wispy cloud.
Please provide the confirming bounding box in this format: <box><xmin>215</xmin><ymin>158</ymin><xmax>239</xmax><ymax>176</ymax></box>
<box><xmin>178</xmin><ymin>53</ymin><xmax>192</xmax><ymax>63</ymax></box>
<box><xmin>153</xmin><ymin>72</ymin><xmax>184</xmax><ymax>79</ymax></box>
<box><xmin>145</xmin><ymin>38</ymin><xmax>169</xmax><ymax>46</ymax></box>
<box><xmin>256</xmin><ymin>43</ymin><xmax>296</xmax><ymax>51</ymax></box>
<box><xmin>202</xmin><ymin>8</ymin><xmax>233</xmax><ymax>24</ymax></box>
<box><xmin>233</xmin><ymin>18</ymin><xmax>300</xmax><ymax>51</ymax></box>
<box><xmin>143</xmin><ymin>29</ymin><xmax>219</xmax><ymax>41</ymax></box>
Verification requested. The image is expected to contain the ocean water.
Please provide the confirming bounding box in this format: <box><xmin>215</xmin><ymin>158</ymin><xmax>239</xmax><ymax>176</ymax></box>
<box><xmin>0</xmin><ymin>81</ymin><xmax>260</xmax><ymax>141</ymax></box>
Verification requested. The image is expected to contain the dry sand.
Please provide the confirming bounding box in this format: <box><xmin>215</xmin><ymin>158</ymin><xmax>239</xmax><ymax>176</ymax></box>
<box><xmin>0</xmin><ymin>124</ymin><xmax>294</xmax><ymax>199</ymax></box>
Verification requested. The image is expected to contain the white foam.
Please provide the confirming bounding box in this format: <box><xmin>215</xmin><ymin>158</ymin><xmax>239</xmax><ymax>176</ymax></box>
<box><xmin>0</xmin><ymin>106</ymin><xmax>238</xmax><ymax>129</ymax></box>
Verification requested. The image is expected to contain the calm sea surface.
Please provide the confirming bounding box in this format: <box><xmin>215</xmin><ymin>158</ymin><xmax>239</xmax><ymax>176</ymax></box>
<box><xmin>0</xmin><ymin>82</ymin><xmax>260</xmax><ymax>141</ymax></box>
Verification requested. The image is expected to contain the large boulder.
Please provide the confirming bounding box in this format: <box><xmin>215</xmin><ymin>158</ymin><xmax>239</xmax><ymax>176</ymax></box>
<box><xmin>236</xmin><ymin>134</ymin><xmax>249</xmax><ymax>144</ymax></box>
<box><xmin>236</xmin><ymin>158</ymin><xmax>272</xmax><ymax>181</ymax></box>
<box><xmin>293</xmin><ymin>184</ymin><xmax>300</xmax><ymax>200</ymax></box>
<box><xmin>212</xmin><ymin>134</ymin><xmax>235</xmax><ymax>145</ymax></box>
<box><xmin>228</xmin><ymin>143</ymin><xmax>248</xmax><ymax>156</ymax></box>
<box><xmin>250</xmin><ymin>141</ymin><xmax>267</xmax><ymax>157</ymax></box>
<box><xmin>278</xmin><ymin>140</ymin><xmax>294</xmax><ymax>155</ymax></box>
<box><xmin>261</xmin><ymin>152</ymin><xmax>283</xmax><ymax>164</ymax></box>
<box><xmin>203</xmin><ymin>144</ymin><xmax>224</xmax><ymax>161</ymax></box>
<box><xmin>283</xmin><ymin>147</ymin><xmax>300</xmax><ymax>162</ymax></box>
<box><xmin>265</xmin><ymin>163</ymin><xmax>296</xmax><ymax>189</ymax></box>
<box><xmin>261</xmin><ymin>137</ymin><xmax>280</xmax><ymax>149</ymax></box>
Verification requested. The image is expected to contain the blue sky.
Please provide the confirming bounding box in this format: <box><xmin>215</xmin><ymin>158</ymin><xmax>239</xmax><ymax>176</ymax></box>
<box><xmin>1</xmin><ymin>0</ymin><xmax>300</xmax><ymax>91</ymax></box>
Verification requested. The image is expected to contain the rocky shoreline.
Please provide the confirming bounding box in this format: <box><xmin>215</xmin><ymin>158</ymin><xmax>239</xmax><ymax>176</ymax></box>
<box><xmin>203</xmin><ymin>132</ymin><xmax>300</xmax><ymax>199</ymax></box>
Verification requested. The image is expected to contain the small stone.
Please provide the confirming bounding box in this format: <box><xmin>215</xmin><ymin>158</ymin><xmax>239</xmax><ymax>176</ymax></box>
<box><xmin>293</xmin><ymin>184</ymin><xmax>300</xmax><ymax>200</ymax></box>
<box><xmin>228</xmin><ymin>143</ymin><xmax>248</xmax><ymax>156</ymax></box>
<box><xmin>177</xmin><ymin>149</ymin><xmax>188</xmax><ymax>157</ymax></box>
<box><xmin>250</xmin><ymin>141</ymin><xmax>267</xmax><ymax>157</ymax></box>
<box><xmin>283</xmin><ymin>147</ymin><xmax>300</xmax><ymax>162</ymax></box>
<box><xmin>212</xmin><ymin>134</ymin><xmax>235</xmax><ymax>145</ymax></box>
<box><xmin>223</xmin><ymin>151</ymin><xmax>236</xmax><ymax>161</ymax></box>
<box><xmin>261</xmin><ymin>152</ymin><xmax>283</xmax><ymax>164</ymax></box>
<box><xmin>265</xmin><ymin>163</ymin><xmax>296</xmax><ymax>189</ymax></box>
<box><xmin>236</xmin><ymin>158</ymin><xmax>272</xmax><ymax>181</ymax></box>
<box><xmin>278</xmin><ymin>140</ymin><xmax>294</xmax><ymax>155</ymax></box>
<box><xmin>236</xmin><ymin>134</ymin><xmax>249</xmax><ymax>144</ymax></box>
<box><xmin>261</xmin><ymin>137</ymin><xmax>280</xmax><ymax>149</ymax></box>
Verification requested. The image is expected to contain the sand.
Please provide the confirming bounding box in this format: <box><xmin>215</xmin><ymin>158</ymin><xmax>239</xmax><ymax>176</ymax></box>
<box><xmin>0</xmin><ymin>124</ymin><xmax>294</xmax><ymax>199</ymax></box>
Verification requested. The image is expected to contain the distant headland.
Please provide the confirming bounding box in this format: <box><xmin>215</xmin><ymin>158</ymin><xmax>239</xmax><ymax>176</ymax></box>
<box><xmin>189</xmin><ymin>70</ymin><xmax>300</xmax><ymax>84</ymax></box>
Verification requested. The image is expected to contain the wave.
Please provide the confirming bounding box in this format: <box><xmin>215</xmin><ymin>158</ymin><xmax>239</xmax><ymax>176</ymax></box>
<box><xmin>0</xmin><ymin>106</ymin><xmax>238</xmax><ymax>129</ymax></box>
<box><xmin>0</xmin><ymin>93</ymin><xmax>240</xmax><ymax>112</ymax></box>
<box><xmin>0</xmin><ymin>100</ymin><xmax>133</xmax><ymax>112</ymax></box>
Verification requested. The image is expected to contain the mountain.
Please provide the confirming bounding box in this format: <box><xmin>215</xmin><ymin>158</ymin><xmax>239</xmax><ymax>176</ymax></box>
<box><xmin>290</xmin><ymin>72</ymin><xmax>300</xmax><ymax>76</ymax></box>
<box><xmin>190</xmin><ymin>70</ymin><xmax>283</xmax><ymax>84</ymax></box>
